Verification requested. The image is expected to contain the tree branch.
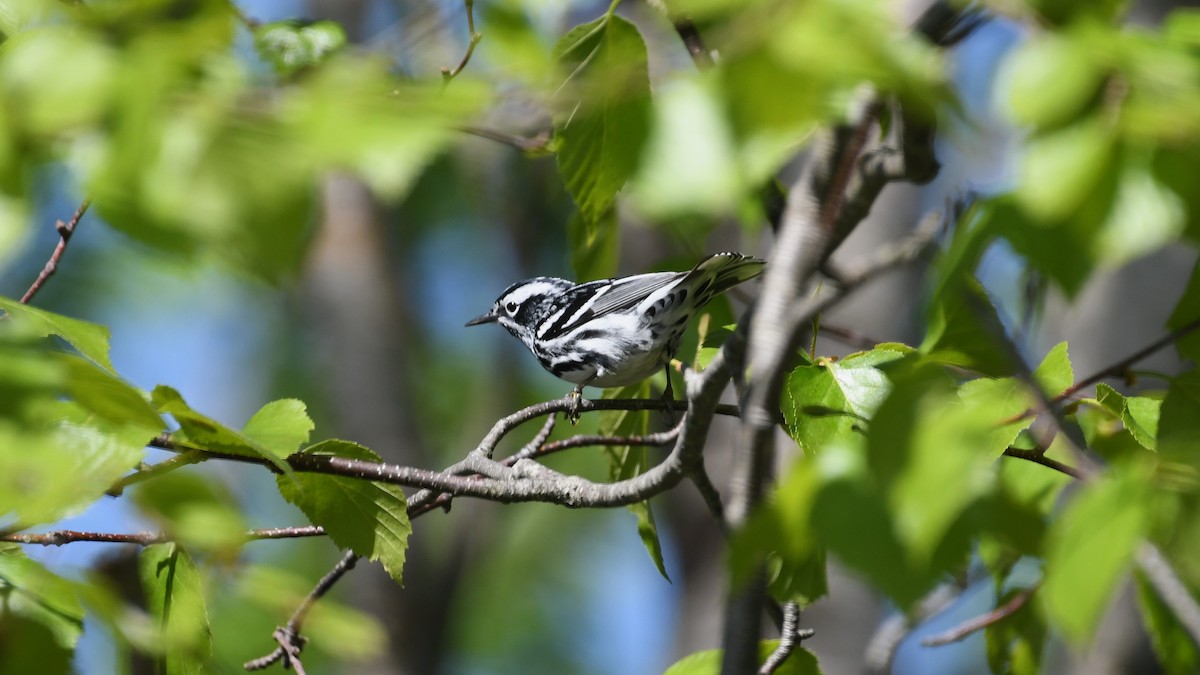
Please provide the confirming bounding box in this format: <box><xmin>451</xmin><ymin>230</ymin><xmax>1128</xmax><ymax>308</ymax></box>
<box><xmin>441</xmin><ymin>0</ymin><xmax>481</xmax><ymax>82</ymax></box>
<box><xmin>1</xmin><ymin>526</ymin><xmax>325</xmax><ymax>546</ymax></box>
<box><xmin>20</xmin><ymin>197</ymin><xmax>91</xmax><ymax>304</ymax></box>
<box><xmin>922</xmin><ymin>586</ymin><xmax>1037</xmax><ymax>647</ymax></box>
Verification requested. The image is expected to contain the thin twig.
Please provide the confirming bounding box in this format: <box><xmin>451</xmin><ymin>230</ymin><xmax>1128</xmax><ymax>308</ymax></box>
<box><xmin>1001</xmin><ymin>447</ymin><xmax>1084</xmax><ymax>480</ymax></box>
<box><xmin>1</xmin><ymin>526</ymin><xmax>325</xmax><ymax>546</ymax></box>
<box><xmin>441</xmin><ymin>0</ymin><xmax>481</xmax><ymax>82</ymax></box>
<box><xmin>922</xmin><ymin>586</ymin><xmax>1037</xmax><ymax>647</ymax></box>
<box><xmin>997</xmin><ymin>314</ymin><xmax>1200</xmax><ymax>427</ymax></box>
<box><xmin>456</xmin><ymin>125</ymin><xmax>552</xmax><ymax>154</ymax></box>
<box><xmin>106</xmin><ymin>450</ymin><xmax>208</xmax><ymax>496</ymax></box>
<box><xmin>20</xmin><ymin>198</ymin><xmax>91</xmax><ymax>304</ymax></box>
<box><xmin>245</xmin><ymin>553</ymin><xmax>357</xmax><ymax>671</ymax></box>
<box><xmin>759</xmin><ymin>602</ymin><xmax>811</xmax><ymax>674</ymax></box>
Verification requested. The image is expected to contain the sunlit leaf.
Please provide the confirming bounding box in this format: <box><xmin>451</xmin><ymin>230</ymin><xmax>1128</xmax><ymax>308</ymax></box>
<box><xmin>241</xmin><ymin>398</ymin><xmax>313</xmax><ymax>459</ymax></box>
<box><xmin>0</xmin><ymin>297</ymin><xmax>114</xmax><ymax>372</ymax></box>
<box><xmin>552</xmin><ymin>14</ymin><xmax>651</xmax><ymax>221</ymax></box>
<box><xmin>276</xmin><ymin>440</ymin><xmax>410</xmax><ymax>584</ymax></box>
<box><xmin>151</xmin><ymin>386</ymin><xmax>290</xmax><ymax>472</ymax></box>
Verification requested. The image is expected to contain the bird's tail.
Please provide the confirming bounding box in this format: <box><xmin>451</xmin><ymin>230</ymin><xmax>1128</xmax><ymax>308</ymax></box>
<box><xmin>688</xmin><ymin>252</ymin><xmax>766</xmax><ymax>303</ymax></box>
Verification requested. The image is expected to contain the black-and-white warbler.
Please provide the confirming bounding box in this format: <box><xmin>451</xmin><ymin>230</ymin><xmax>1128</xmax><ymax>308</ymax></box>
<box><xmin>466</xmin><ymin>252</ymin><xmax>765</xmax><ymax>399</ymax></box>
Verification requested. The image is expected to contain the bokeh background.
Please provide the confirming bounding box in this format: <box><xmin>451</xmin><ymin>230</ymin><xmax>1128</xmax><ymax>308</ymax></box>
<box><xmin>0</xmin><ymin>0</ymin><xmax>1195</xmax><ymax>673</ymax></box>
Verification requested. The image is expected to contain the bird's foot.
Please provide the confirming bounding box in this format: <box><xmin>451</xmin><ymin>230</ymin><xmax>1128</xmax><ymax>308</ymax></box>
<box><xmin>567</xmin><ymin>386</ymin><xmax>584</xmax><ymax>425</ymax></box>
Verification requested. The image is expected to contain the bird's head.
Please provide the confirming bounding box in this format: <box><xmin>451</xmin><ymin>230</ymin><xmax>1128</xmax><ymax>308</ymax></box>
<box><xmin>466</xmin><ymin>277</ymin><xmax>573</xmax><ymax>344</ymax></box>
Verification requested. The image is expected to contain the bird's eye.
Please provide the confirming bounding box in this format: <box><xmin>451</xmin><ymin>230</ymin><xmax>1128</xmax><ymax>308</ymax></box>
<box><xmin>505</xmin><ymin>301</ymin><xmax>519</xmax><ymax>313</ymax></box>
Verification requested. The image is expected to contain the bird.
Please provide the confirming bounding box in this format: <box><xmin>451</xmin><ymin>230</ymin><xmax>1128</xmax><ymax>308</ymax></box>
<box><xmin>466</xmin><ymin>252</ymin><xmax>765</xmax><ymax>413</ymax></box>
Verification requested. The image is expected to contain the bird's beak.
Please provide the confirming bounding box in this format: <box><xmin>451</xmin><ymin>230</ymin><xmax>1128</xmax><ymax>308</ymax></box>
<box><xmin>465</xmin><ymin>310</ymin><xmax>499</xmax><ymax>327</ymax></box>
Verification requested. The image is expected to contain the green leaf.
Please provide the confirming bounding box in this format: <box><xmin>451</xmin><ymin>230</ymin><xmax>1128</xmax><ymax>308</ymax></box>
<box><xmin>1167</xmin><ymin>259</ymin><xmax>1200</xmax><ymax>362</ymax></box>
<box><xmin>241</xmin><ymin>398</ymin><xmax>314</xmax><ymax>458</ymax></box>
<box><xmin>133</xmin><ymin>472</ymin><xmax>247</xmax><ymax>553</ymax></box>
<box><xmin>276</xmin><ymin>440</ymin><xmax>411</xmax><ymax>584</ymax></box>
<box><xmin>1134</xmin><ymin>567</ymin><xmax>1200</xmax><ymax>675</ymax></box>
<box><xmin>566</xmin><ymin>207</ymin><xmax>618</xmax><ymax>281</ymax></box>
<box><xmin>61</xmin><ymin>355</ymin><xmax>163</xmax><ymax>431</ymax></box>
<box><xmin>0</xmin><ymin>406</ymin><xmax>151</xmax><ymax>526</ymax></box>
<box><xmin>999</xmin><ymin>30</ymin><xmax>1103</xmax><ymax>129</ymax></box>
<box><xmin>151</xmin><ymin>386</ymin><xmax>290</xmax><ymax>472</ymax></box>
<box><xmin>663</xmin><ymin>642</ymin><xmax>822</xmax><ymax>675</ymax></box>
<box><xmin>1017</xmin><ymin>116</ymin><xmax>1114</xmax><ymax>223</ymax></box>
<box><xmin>1034</xmin><ymin>342</ymin><xmax>1073</xmax><ymax>396</ymax></box>
<box><xmin>781</xmin><ymin>347</ymin><xmax>905</xmax><ymax>455</ymax></box>
<box><xmin>253</xmin><ymin>20</ymin><xmax>347</xmax><ymax>77</ymax></box>
<box><xmin>0</xmin><ymin>544</ymin><xmax>84</xmax><ymax>651</ymax></box>
<box><xmin>920</xmin><ymin>278</ymin><xmax>1013</xmax><ymax>376</ymax></box>
<box><xmin>1158</xmin><ymin>371</ymin><xmax>1200</xmax><ymax>466</ymax></box>
<box><xmin>732</xmin><ymin>453</ymin><xmax>829</xmax><ymax>607</ymax></box>
<box><xmin>600</xmin><ymin>383</ymin><xmax>670</xmax><ymax>581</ymax></box>
<box><xmin>552</xmin><ymin>15</ymin><xmax>651</xmax><ymax>221</ymax></box>
<box><xmin>140</xmin><ymin>543</ymin><xmax>211</xmax><ymax>675</ymax></box>
<box><xmin>630</xmin><ymin>76</ymin><xmax>741</xmax><ymax>218</ymax></box>
<box><xmin>0</xmin><ymin>614</ymin><xmax>73</xmax><ymax>675</ymax></box>
<box><xmin>1124</xmin><ymin>396</ymin><xmax>1161</xmax><ymax>451</ymax></box>
<box><xmin>1041</xmin><ymin>470</ymin><xmax>1150</xmax><ymax>645</ymax></box>
<box><xmin>0</xmin><ymin>297</ymin><xmax>114</xmax><ymax>372</ymax></box>
<box><xmin>958</xmin><ymin>376</ymin><xmax>1030</xmax><ymax>458</ymax></box>
<box><xmin>869</xmin><ymin>368</ymin><xmax>997</xmax><ymax>566</ymax></box>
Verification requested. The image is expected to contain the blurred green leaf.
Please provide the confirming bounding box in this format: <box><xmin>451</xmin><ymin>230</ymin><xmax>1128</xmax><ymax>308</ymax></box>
<box><xmin>152</xmin><ymin>386</ymin><xmax>290</xmax><ymax>472</ymax></box>
<box><xmin>1167</xmin><ymin>259</ymin><xmax>1200</xmax><ymax>362</ymax></box>
<box><xmin>0</xmin><ymin>297</ymin><xmax>114</xmax><ymax>372</ymax></box>
<box><xmin>869</xmin><ymin>367</ymin><xmax>997</xmax><ymax>565</ymax></box>
<box><xmin>0</xmin><ymin>613</ymin><xmax>73</xmax><ymax>675</ymax></box>
<box><xmin>731</xmin><ymin>449</ymin><xmax>829</xmax><ymax>607</ymax></box>
<box><xmin>552</xmin><ymin>14</ymin><xmax>651</xmax><ymax>221</ymax></box>
<box><xmin>999</xmin><ymin>30</ymin><xmax>1103</xmax><ymax>129</ymax></box>
<box><xmin>253</xmin><ymin>20</ymin><xmax>347</xmax><ymax>77</ymax></box>
<box><xmin>134</xmin><ymin>472</ymin><xmax>247</xmax><ymax>554</ymax></box>
<box><xmin>241</xmin><ymin>398</ymin><xmax>313</xmax><ymax>459</ymax></box>
<box><xmin>0</xmin><ymin>406</ymin><xmax>150</xmax><ymax>526</ymax></box>
<box><xmin>1135</xmin><ymin>567</ymin><xmax>1200</xmax><ymax>675</ymax></box>
<box><xmin>631</xmin><ymin>76</ymin><xmax>740</xmax><ymax>218</ymax></box>
<box><xmin>234</xmin><ymin>564</ymin><xmax>386</xmax><ymax>663</ymax></box>
<box><xmin>0</xmin><ymin>544</ymin><xmax>84</xmax><ymax>651</ymax></box>
<box><xmin>601</xmin><ymin>382</ymin><xmax>670</xmax><ymax>581</ymax></box>
<box><xmin>1017</xmin><ymin>116</ymin><xmax>1114</xmax><ymax>224</ymax></box>
<box><xmin>140</xmin><ymin>543</ymin><xmax>211</xmax><ymax>675</ymax></box>
<box><xmin>567</xmin><ymin>207</ymin><xmax>618</xmax><ymax>281</ymax></box>
<box><xmin>0</xmin><ymin>25</ymin><xmax>117</xmax><ymax>134</ymax></box>
<box><xmin>663</xmin><ymin>641</ymin><xmax>822</xmax><ymax>674</ymax></box>
<box><xmin>1158</xmin><ymin>371</ymin><xmax>1200</xmax><ymax>466</ymax></box>
<box><xmin>1041</xmin><ymin>469</ymin><xmax>1150</xmax><ymax>644</ymax></box>
<box><xmin>276</xmin><ymin>440</ymin><xmax>410</xmax><ymax>585</ymax></box>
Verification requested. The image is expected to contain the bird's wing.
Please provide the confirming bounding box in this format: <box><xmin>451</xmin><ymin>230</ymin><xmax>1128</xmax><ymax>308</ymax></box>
<box><xmin>585</xmin><ymin>272</ymin><xmax>684</xmax><ymax>318</ymax></box>
<box><xmin>536</xmin><ymin>272</ymin><xmax>683</xmax><ymax>340</ymax></box>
